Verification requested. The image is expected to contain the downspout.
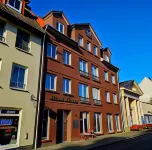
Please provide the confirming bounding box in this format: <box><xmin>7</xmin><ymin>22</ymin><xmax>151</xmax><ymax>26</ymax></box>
<box><xmin>33</xmin><ymin>25</ymin><xmax>48</xmax><ymax>149</ymax></box>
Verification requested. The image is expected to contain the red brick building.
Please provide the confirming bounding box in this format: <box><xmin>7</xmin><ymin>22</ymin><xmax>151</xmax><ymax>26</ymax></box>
<box><xmin>39</xmin><ymin>11</ymin><xmax>122</xmax><ymax>146</ymax></box>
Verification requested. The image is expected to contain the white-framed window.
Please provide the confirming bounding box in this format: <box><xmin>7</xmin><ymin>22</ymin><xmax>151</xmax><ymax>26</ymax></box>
<box><xmin>0</xmin><ymin>21</ymin><xmax>5</xmax><ymax>42</ymax></box>
<box><xmin>45</xmin><ymin>73</ymin><xmax>57</xmax><ymax>91</ymax></box>
<box><xmin>92</xmin><ymin>88</ymin><xmax>101</xmax><ymax>105</ymax></box>
<box><xmin>42</xmin><ymin>109</ymin><xmax>50</xmax><ymax>140</ymax></box>
<box><xmin>86</xmin><ymin>41</ymin><xmax>91</xmax><ymax>51</ymax></box>
<box><xmin>106</xmin><ymin>114</ymin><xmax>113</xmax><ymax>132</ymax></box>
<box><xmin>63</xmin><ymin>78</ymin><xmax>71</xmax><ymax>94</ymax></box>
<box><xmin>94</xmin><ymin>45</ymin><xmax>98</xmax><ymax>55</ymax></box>
<box><xmin>92</xmin><ymin>65</ymin><xmax>99</xmax><ymax>81</ymax></box>
<box><xmin>80</xmin><ymin>112</ymin><xmax>89</xmax><ymax>133</ymax></box>
<box><xmin>104</xmin><ymin>71</ymin><xmax>109</xmax><ymax>81</ymax></box>
<box><xmin>79</xmin><ymin>59</ymin><xmax>88</xmax><ymax>76</ymax></box>
<box><xmin>113</xmin><ymin>93</ymin><xmax>117</xmax><ymax>104</ymax></box>
<box><xmin>10</xmin><ymin>64</ymin><xmax>27</xmax><ymax>89</ymax></box>
<box><xmin>78</xmin><ymin>35</ymin><xmax>83</xmax><ymax>47</ymax></box>
<box><xmin>56</xmin><ymin>21</ymin><xmax>64</xmax><ymax>33</ymax></box>
<box><xmin>111</xmin><ymin>74</ymin><xmax>115</xmax><ymax>84</ymax></box>
<box><xmin>47</xmin><ymin>43</ymin><xmax>57</xmax><ymax>59</ymax></box>
<box><xmin>94</xmin><ymin>113</ymin><xmax>102</xmax><ymax>133</ymax></box>
<box><xmin>106</xmin><ymin>91</ymin><xmax>110</xmax><ymax>102</ymax></box>
<box><xmin>16</xmin><ymin>29</ymin><xmax>30</xmax><ymax>52</ymax></box>
<box><xmin>105</xmin><ymin>54</ymin><xmax>109</xmax><ymax>62</ymax></box>
<box><xmin>63</xmin><ymin>50</ymin><xmax>71</xmax><ymax>65</ymax></box>
<box><xmin>7</xmin><ymin>0</ymin><xmax>22</xmax><ymax>12</ymax></box>
<box><xmin>115</xmin><ymin>115</ymin><xmax>121</xmax><ymax>131</ymax></box>
<box><xmin>79</xmin><ymin>83</ymin><xmax>89</xmax><ymax>102</ymax></box>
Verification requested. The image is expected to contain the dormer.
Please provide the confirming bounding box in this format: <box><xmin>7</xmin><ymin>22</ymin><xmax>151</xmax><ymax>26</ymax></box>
<box><xmin>43</xmin><ymin>10</ymin><xmax>70</xmax><ymax>36</ymax></box>
<box><xmin>70</xmin><ymin>23</ymin><xmax>102</xmax><ymax>57</ymax></box>
<box><xmin>101</xmin><ymin>47</ymin><xmax>112</xmax><ymax>63</ymax></box>
<box><xmin>1</xmin><ymin>0</ymin><xmax>30</xmax><ymax>14</ymax></box>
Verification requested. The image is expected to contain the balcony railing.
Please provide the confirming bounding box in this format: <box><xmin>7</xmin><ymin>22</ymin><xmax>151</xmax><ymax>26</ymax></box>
<box><xmin>92</xmin><ymin>75</ymin><xmax>99</xmax><ymax>81</ymax></box>
<box><xmin>94</xmin><ymin>99</ymin><xmax>101</xmax><ymax>105</ymax></box>
<box><xmin>79</xmin><ymin>70</ymin><xmax>89</xmax><ymax>77</ymax></box>
<box><xmin>80</xmin><ymin>96</ymin><xmax>89</xmax><ymax>103</ymax></box>
<box><xmin>0</xmin><ymin>35</ymin><xmax>5</xmax><ymax>42</ymax></box>
<box><xmin>10</xmin><ymin>81</ymin><xmax>25</xmax><ymax>89</ymax></box>
<box><xmin>15</xmin><ymin>42</ymin><xmax>30</xmax><ymax>52</ymax></box>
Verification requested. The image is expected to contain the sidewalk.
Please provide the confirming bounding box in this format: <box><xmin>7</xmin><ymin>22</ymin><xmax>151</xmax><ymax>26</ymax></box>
<box><xmin>38</xmin><ymin>130</ymin><xmax>152</xmax><ymax>150</ymax></box>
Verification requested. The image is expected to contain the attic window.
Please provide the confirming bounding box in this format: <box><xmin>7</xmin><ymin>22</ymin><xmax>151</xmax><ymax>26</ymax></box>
<box><xmin>105</xmin><ymin>55</ymin><xmax>109</xmax><ymax>62</ymax></box>
<box><xmin>56</xmin><ymin>21</ymin><xmax>64</xmax><ymax>33</ymax></box>
<box><xmin>7</xmin><ymin>0</ymin><xmax>22</xmax><ymax>12</ymax></box>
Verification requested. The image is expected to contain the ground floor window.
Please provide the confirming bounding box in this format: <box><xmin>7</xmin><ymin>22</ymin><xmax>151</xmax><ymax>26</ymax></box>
<box><xmin>106</xmin><ymin>114</ymin><xmax>113</xmax><ymax>132</ymax></box>
<box><xmin>115</xmin><ymin>115</ymin><xmax>121</xmax><ymax>131</ymax></box>
<box><xmin>42</xmin><ymin>109</ymin><xmax>50</xmax><ymax>140</ymax></box>
<box><xmin>94</xmin><ymin>113</ymin><xmax>102</xmax><ymax>133</ymax></box>
<box><xmin>80</xmin><ymin>112</ymin><xmax>89</xmax><ymax>133</ymax></box>
<box><xmin>145</xmin><ymin>115</ymin><xmax>152</xmax><ymax>124</ymax></box>
<box><xmin>0</xmin><ymin>108</ymin><xmax>20</xmax><ymax>147</ymax></box>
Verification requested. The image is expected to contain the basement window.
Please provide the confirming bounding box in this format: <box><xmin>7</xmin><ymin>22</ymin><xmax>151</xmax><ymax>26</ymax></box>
<box><xmin>7</xmin><ymin>0</ymin><xmax>22</xmax><ymax>12</ymax></box>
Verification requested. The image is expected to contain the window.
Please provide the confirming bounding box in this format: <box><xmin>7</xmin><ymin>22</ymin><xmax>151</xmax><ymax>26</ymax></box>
<box><xmin>63</xmin><ymin>50</ymin><xmax>71</xmax><ymax>65</ymax></box>
<box><xmin>92</xmin><ymin>88</ymin><xmax>101</xmax><ymax>105</ymax></box>
<box><xmin>78</xmin><ymin>35</ymin><xmax>83</xmax><ymax>46</ymax></box>
<box><xmin>113</xmin><ymin>93</ymin><xmax>117</xmax><ymax>104</ymax></box>
<box><xmin>79</xmin><ymin>83</ymin><xmax>89</xmax><ymax>103</ymax></box>
<box><xmin>94</xmin><ymin>113</ymin><xmax>102</xmax><ymax>133</ymax></box>
<box><xmin>106</xmin><ymin>91</ymin><xmax>110</xmax><ymax>102</ymax></box>
<box><xmin>7</xmin><ymin>0</ymin><xmax>22</xmax><ymax>12</ymax></box>
<box><xmin>106</xmin><ymin>114</ymin><xmax>113</xmax><ymax>132</ymax></box>
<box><xmin>63</xmin><ymin>78</ymin><xmax>71</xmax><ymax>94</ymax></box>
<box><xmin>80</xmin><ymin>112</ymin><xmax>89</xmax><ymax>133</ymax></box>
<box><xmin>42</xmin><ymin>109</ymin><xmax>50</xmax><ymax>140</ymax></box>
<box><xmin>0</xmin><ymin>21</ymin><xmax>5</xmax><ymax>42</ymax></box>
<box><xmin>86</xmin><ymin>41</ymin><xmax>91</xmax><ymax>51</ymax></box>
<box><xmin>47</xmin><ymin>43</ymin><xmax>57</xmax><ymax>59</ymax></box>
<box><xmin>10</xmin><ymin>64</ymin><xmax>27</xmax><ymax>89</ymax></box>
<box><xmin>111</xmin><ymin>74</ymin><xmax>115</xmax><ymax>84</ymax></box>
<box><xmin>105</xmin><ymin>55</ymin><xmax>109</xmax><ymax>62</ymax></box>
<box><xmin>115</xmin><ymin>115</ymin><xmax>120</xmax><ymax>131</ymax></box>
<box><xmin>79</xmin><ymin>59</ymin><xmax>88</xmax><ymax>76</ymax></box>
<box><xmin>94</xmin><ymin>46</ymin><xmax>97</xmax><ymax>55</ymax></box>
<box><xmin>45</xmin><ymin>74</ymin><xmax>56</xmax><ymax>91</ymax></box>
<box><xmin>92</xmin><ymin>65</ymin><xmax>99</xmax><ymax>81</ymax></box>
<box><xmin>56</xmin><ymin>21</ymin><xmax>64</xmax><ymax>33</ymax></box>
<box><xmin>16</xmin><ymin>29</ymin><xmax>30</xmax><ymax>51</ymax></box>
<box><xmin>104</xmin><ymin>71</ymin><xmax>109</xmax><ymax>81</ymax></box>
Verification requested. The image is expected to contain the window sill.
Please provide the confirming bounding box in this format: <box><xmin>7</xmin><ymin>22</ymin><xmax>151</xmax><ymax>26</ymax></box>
<box><xmin>64</xmin><ymin>64</ymin><xmax>74</xmax><ymax>69</ymax></box>
<box><xmin>80</xmin><ymin>101</ymin><xmax>91</xmax><ymax>105</ymax></box>
<box><xmin>94</xmin><ymin>54</ymin><xmax>100</xmax><ymax>59</ymax></box>
<box><xmin>108</xmin><ymin>131</ymin><xmax>115</xmax><ymax>134</ymax></box>
<box><xmin>106</xmin><ymin>101</ymin><xmax>112</xmax><ymax>104</ymax></box>
<box><xmin>112</xmin><ymin>83</ymin><xmax>117</xmax><ymax>86</ymax></box>
<box><xmin>42</xmin><ymin>139</ymin><xmax>52</xmax><ymax>143</ymax></box>
<box><xmin>80</xmin><ymin>74</ymin><xmax>90</xmax><ymax>79</ymax></box>
<box><xmin>63</xmin><ymin>93</ymin><xmax>74</xmax><ymax>97</ymax></box>
<box><xmin>10</xmin><ymin>87</ymin><xmax>29</xmax><ymax>93</ymax></box>
<box><xmin>0</xmin><ymin>40</ymin><xmax>9</xmax><ymax>47</ymax></box>
<box><xmin>117</xmin><ymin>130</ymin><xmax>122</xmax><ymax>133</ymax></box>
<box><xmin>47</xmin><ymin>56</ymin><xmax>60</xmax><ymax>63</ymax></box>
<box><xmin>114</xmin><ymin>103</ymin><xmax>119</xmax><ymax>105</ymax></box>
<box><xmin>105</xmin><ymin>80</ymin><xmax>110</xmax><ymax>83</ymax></box>
<box><xmin>94</xmin><ymin>103</ymin><xmax>102</xmax><ymax>106</ymax></box>
<box><xmin>16</xmin><ymin>47</ymin><xmax>32</xmax><ymax>56</ymax></box>
<box><xmin>92</xmin><ymin>79</ymin><xmax>101</xmax><ymax>83</ymax></box>
<box><xmin>45</xmin><ymin>89</ymin><xmax>60</xmax><ymax>94</ymax></box>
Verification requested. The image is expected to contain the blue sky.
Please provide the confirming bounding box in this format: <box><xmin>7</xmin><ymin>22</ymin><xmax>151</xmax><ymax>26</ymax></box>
<box><xmin>30</xmin><ymin>0</ymin><xmax>152</xmax><ymax>83</ymax></box>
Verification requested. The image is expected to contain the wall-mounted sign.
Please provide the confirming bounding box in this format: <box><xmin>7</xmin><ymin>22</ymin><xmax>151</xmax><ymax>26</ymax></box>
<box><xmin>0</xmin><ymin>109</ymin><xmax>19</xmax><ymax>115</ymax></box>
<box><xmin>0</xmin><ymin>119</ymin><xmax>13</xmax><ymax>126</ymax></box>
<box><xmin>50</xmin><ymin>96</ymin><xmax>78</xmax><ymax>104</ymax></box>
<box><xmin>85</xmin><ymin>28</ymin><xmax>92</xmax><ymax>38</ymax></box>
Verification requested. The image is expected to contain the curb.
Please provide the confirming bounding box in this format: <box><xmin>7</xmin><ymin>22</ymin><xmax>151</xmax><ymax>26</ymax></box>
<box><xmin>88</xmin><ymin>131</ymin><xmax>152</xmax><ymax>150</ymax></box>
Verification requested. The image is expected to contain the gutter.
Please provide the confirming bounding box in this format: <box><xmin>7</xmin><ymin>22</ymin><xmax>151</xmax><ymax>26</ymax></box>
<box><xmin>33</xmin><ymin>25</ymin><xmax>48</xmax><ymax>149</ymax></box>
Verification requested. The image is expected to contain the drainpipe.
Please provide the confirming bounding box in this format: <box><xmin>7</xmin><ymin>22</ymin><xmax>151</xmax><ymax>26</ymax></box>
<box><xmin>33</xmin><ymin>25</ymin><xmax>48</xmax><ymax>149</ymax></box>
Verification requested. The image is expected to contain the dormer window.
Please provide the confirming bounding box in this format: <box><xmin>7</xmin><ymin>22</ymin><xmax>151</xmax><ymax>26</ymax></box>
<box><xmin>7</xmin><ymin>0</ymin><xmax>22</xmax><ymax>12</ymax></box>
<box><xmin>78</xmin><ymin>35</ymin><xmax>83</xmax><ymax>47</ymax></box>
<box><xmin>56</xmin><ymin>21</ymin><xmax>64</xmax><ymax>33</ymax></box>
<box><xmin>105</xmin><ymin>54</ymin><xmax>110</xmax><ymax>62</ymax></box>
<box><xmin>94</xmin><ymin>45</ymin><xmax>98</xmax><ymax>56</ymax></box>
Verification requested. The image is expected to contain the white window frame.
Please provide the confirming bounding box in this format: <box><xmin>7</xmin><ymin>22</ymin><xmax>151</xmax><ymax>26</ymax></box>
<box><xmin>94</xmin><ymin>113</ymin><xmax>102</xmax><ymax>133</ymax></box>
<box><xmin>86</xmin><ymin>41</ymin><xmax>91</xmax><ymax>51</ymax></box>
<box><xmin>104</xmin><ymin>71</ymin><xmax>109</xmax><ymax>81</ymax></box>
<box><xmin>63</xmin><ymin>50</ymin><xmax>71</xmax><ymax>65</ymax></box>
<box><xmin>78</xmin><ymin>35</ymin><xmax>83</xmax><ymax>47</ymax></box>
<box><xmin>47</xmin><ymin>43</ymin><xmax>57</xmax><ymax>59</ymax></box>
<box><xmin>79</xmin><ymin>83</ymin><xmax>89</xmax><ymax>98</ymax></box>
<box><xmin>7</xmin><ymin>0</ymin><xmax>22</xmax><ymax>13</ymax></box>
<box><xmin>111</xmin><ymin>74</ymin><xmax>115</xmax><ymax>84</ymax></box>
<box><xmin>94</xmin><ymin>45</ymin><xmax>98</xmax><ymax>55</ymax></box>
<box><xmin>56</xmin><ymin>21</ymin><xmax>64</xmax><ymax>33</ymax></box>
<box><xmin>80</xmin><ymin>112</ymin><xmax>90</xmax><ymax>133</ymax></box>
<box><xmin>106</xmin><ymin>91</ymin><xmax>110</xmax><ymax>102</ymax></box>
<box><xmin>105</xmin><ymin>54</ymin><xmax>109</xmax><ymax>62</ymax></box>
<box><xmin>45</xmin><ymin>73</ymin><xmax>57</xmax><ymax>91</ymax></box>
<box><xmin>92</xmin><ymin>65</ymin><xmax>99</xmax><ymax>78</ymax></box>
<box><xmin>63</xmin><ymin>78</ymin><xmax>71</xmax><ymax>94</ymax></box>
<box><xmin>42</xmin><ymin>109</ymin><xmax>50</xmax><ymax>140</ymax></box>
<box><xmin>107</xmin><ymin>114</ymin><xmax>113</xmax><ymax>132</ymax></box>
<box><xmin>113</xmin><ymin>93</ymin><xmax>117</xmax><ymax>104</ymax></box>
<box><xmin>79</xmin><ymin>59</ymin><xmax>88</xmax><ymax>76</ymax></box>
<box><xmin>92</xmin><ymin>88</ymin><xmax>100</xmax><ymax>100</ymax></box>
<box><xmin>0</xmin><ymin>59</ymin><xmax>2</xmax><ymax>71</ymax></box>
<box><xmin>115</xmin><ymin>115</ymin><xmax>121</xmax><ymax>131</ymax></box>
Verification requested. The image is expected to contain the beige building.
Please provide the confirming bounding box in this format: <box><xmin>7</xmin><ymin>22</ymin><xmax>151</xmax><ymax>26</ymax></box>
<box><xmin>0</xmin><ymin>1</ymin><xmax>44</xmax><ymax>149</ymax></box>
<box><xmin>119</xmin><ymin>80</ymin><xmax>143</xmax><ymax>131</ymax></box>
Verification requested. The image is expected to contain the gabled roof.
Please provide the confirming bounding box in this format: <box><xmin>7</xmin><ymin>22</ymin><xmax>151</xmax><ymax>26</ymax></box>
<box><xmin>71</xmin><ymin>23</ymin><xmax>102</xmax><ymax>46</ymax></box>
<box><xmin>0</xmin><ymin>2</ymin><xmax>44</xmax><ymax>34</ymax></box>
<box><xmin>42</xmin><ymin>10</ymin><xmax>70</xmax><ymax>25</ymax></box>
<box><xmin>102</xmin><ymin>47</ymin><xmax>112</xmax><ymax>55</ymax></box>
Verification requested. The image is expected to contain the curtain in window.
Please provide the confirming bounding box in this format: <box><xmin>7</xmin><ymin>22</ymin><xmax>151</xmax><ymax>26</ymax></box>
<box><xmin>92</xmin><ymin>88</ymin><xmax>98</xmax><ymax>100</ymax></box>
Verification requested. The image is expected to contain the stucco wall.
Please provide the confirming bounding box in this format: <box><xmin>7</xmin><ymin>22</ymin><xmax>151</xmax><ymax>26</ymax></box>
<box><xmin>141</xmin><ymin>102</ymin><xmax>152</xmax><ymax>115</ymax></box>
<box><xmin>0</xmin><ymin>19</ymin><xmax>42</xmax><ymax>147</ymax></box>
